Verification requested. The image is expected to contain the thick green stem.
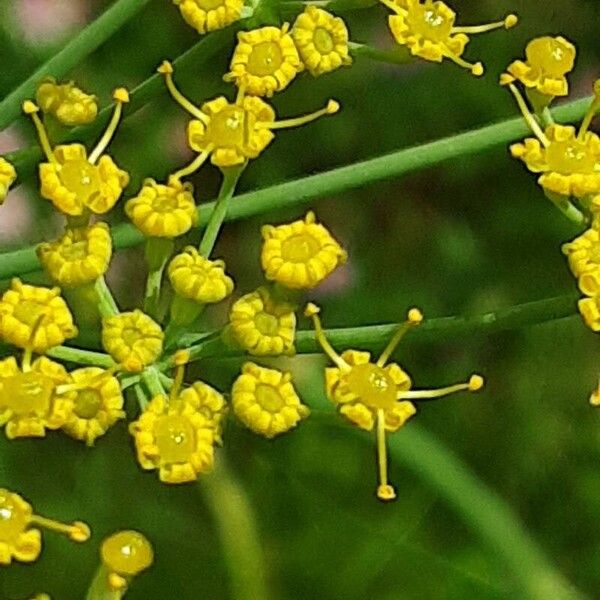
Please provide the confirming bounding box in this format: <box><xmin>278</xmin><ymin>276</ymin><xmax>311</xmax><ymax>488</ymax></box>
<box><xmin>200</xmin><ymin>458</ymin><xmax>270</xmax><ymax>600</ymax></box>
<box><xmin>46</xmin><ymin>346</ymin><xmax>114</xmax><ymax>367</ymax></box>
<box><xmin>141</xmin><ymin>366</ymin><xmax>165</xmax><ymax>398</ymax></box>
<box><xmin>85</xmin><ymin>565</ymin><xmax>121</xmax><ymax>600</ymax></box>
<box><xmin>198</xmin><ymin>165</ymin><xmax>246</xmax><ymax>258</ymax></box>
<box><xmin>0</xmin><ymin>96</ymin><xmax>593</xmax><ymax>281</ymax></box>
<box><xmin>0</xmin><ymin>0</ymin><xmax>153</xmax><ymax>133</ymax></box>
<box><xmin>95</xmin><ymin>277</ymin><xmax>119</xmax><ymax>317</ymax></box>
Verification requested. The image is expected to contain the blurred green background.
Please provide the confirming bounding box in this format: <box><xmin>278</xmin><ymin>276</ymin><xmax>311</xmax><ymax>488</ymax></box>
<box><xmin>0</xmin><ymin>0</ymin><xmax>599</xmax><ymax>598</ymax></box>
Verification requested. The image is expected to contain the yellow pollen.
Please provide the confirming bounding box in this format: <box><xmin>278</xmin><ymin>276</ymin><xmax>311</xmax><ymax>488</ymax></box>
<box><xmin>101</xmin><ymin>530</ymin><xmax>154</xmax><ymax>576</ymax></box>
<box><xmin>346</xmin><ymin>363</ymin><xmax>397</xmax><ymax>410</ymax></box>
<box><xmin>3</xmin><ymin>372</ymin><xmax>54</xmax><ymax>416</ymax></box>
<box><xmin>207</xmin><ymin>107</ymin><xmax>247</xmax><ymax>147</ymax></box>
<box><xmin>59</xmin><ymin>160</ymin><xmax>101</xmax><ymax>203</ymax></box>
<box><xmin>408</xmin><ymin>5</ymin><xmax>453</xmax><ymax>42</ymax></box>
<box><xmin>73</xmin><ymin>388</ymin><xmax>102</xmax><ymax>419</ymax></box>
<box><xmin>254</xmin><ymin>312</ymin><xmax>280</xmax><ymax>336</ymax></box>
<box><xmin>313</xmin><ymin>28</ymin><xmax>335</xmax><ymax>54</ymax></box>
<box><xmin>255</xmin><ymin>384</ymin><xmax>285</xmax><ymax>412</ymax></box>
<box><xmin>0</xmin><ymin>491</ymin><xmax>28</xmax><ymax>542</ymax></box>
<box><xmin>153</xmin><ymin>414</ymin><xmax>196</xmax><ymax>463</ymax></box>
<box><xmin>545</xmin><ymin>141</ymin><xmax>596</xmax><ymax>175</ymax></box>
<box><xmin>280</xmin><ymin>233</ymin><xmax>320</xmax><ymax>262</ymax></box>
<box><xmin>246</xmin><ymin>42</ymin><xmax>284</xmax><ymax>76</ymax></box>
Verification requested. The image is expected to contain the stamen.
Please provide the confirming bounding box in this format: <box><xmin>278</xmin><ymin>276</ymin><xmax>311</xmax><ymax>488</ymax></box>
<box><xmin>170</xmin><ymin>149</ymin><xmax>212</xmax><ymax>181</ymax></box>
<box><xmin>578</xmin><ymin>80</ymin><xmax>600</xmax><ymax>139</ymax></box>
<box><xmin>169</xmin><ymin>350</ymin><xmax>189</xmax><ymax>403</ymax></box>
<box><xmin>23</xmin><ymin>313</ymin><xmax>49</xmax><ymax>367</ymax></box>
<box><xmin>256</xmin><ymin>100</ymin><xmax>340</xmax><ymax>130</ymax></box>
<box><xmin>22</xmin><ymin>101</ymin><xmax>56</xmax><ymax>163</ymax></box>
<box><xmin>29</xmin><ymin>515</ymin><xmax>90</xmax><ymax>542</ymax></box>
<box><xmin>236</xmin><ymin>83</ymin><xmax>247</xmax><ymax>106</ymax></box>
<box><xmin>444</xmin><ymin>52</ymin><xmax>484</xmax><ymax>77</ymax></box>
<box><xmin>158</xmin><ymin>61</ymin><xmax>209</xmax><ymax>124</ymax></box>
<box><xmin>452</xmin><ymin>14</ymin><xmax>518</xmax><ymax>34</ymax></box>
<box><xmin>88</xmin><ymin>88</ymin><xmax>129</xmax><ymax>165</ymax></box>
<box><xmin>304</xmin><ymin>303</ymin><xmax>348</xmax><ymax>370</ymax></box>
<box><xmin>376</xmin><ymin>409</ymin><xmax>396</xmax><ymax>501</ymax></box>
<box><xmin>507</xmin><ymin>83</ymin><xmax>549</xmax><ymax>146</ymax></box>
<box><xmin>376</xmin><ymin>307</ymin><xmax>423</xmax><ymax>367</ymax></box>
<box><xmin>378</xmin><ymin>0</ymin><xmax>404</xmax><ymax>14</ymax></box>
<box><xmin>398</xmin><ymin>374</ymin><xmax>484</xmax><ymax>401</ymax></box>
<box><xmin>21</xmin><ymin>348</ymin><xmax>33</xmax><ymax>373</ymax></box>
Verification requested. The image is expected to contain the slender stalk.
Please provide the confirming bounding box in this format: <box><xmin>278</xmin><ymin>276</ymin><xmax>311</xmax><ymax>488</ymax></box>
<box><xmin>46</xmin><ymin>346</ymin><xmax>114</xmax><ymax>367</ymax></box>
<box><xmin>198</xmin><ymin>166</ymin><xmax>246</xmax><ymax>258</ymax></box>
<box><xmin>95</xmin><ymin>277</ymin><xmax>119</xmax><ymax>317</ymax></box>
<box><xmin>0</xmin><ymin>0</ymin><xmax>153</xmax><ymax>133</ymax></box>
<box><xmin>143</xmin><ymin>238</ymin><xmax>175</xmax><ymax>320</ymax></box>
<box><xmin>0</xmin><ymin>96</ymin><xmax>593</xmax><ymax>280</ymax></box>
<box><xmin>349</xmin><ymin>41</ymin><xmax>411</xmax><ymax>66</ymax></box>
<box><xmin>200</xmin><ymin>458</ymin><xmax>270</xmax><ymax>600</ymax></box>
<box><xmin>141</xmin><ymin>366</ymin><xmax>165</xmax><ymax>398</ymax></box>
<box><xmin>388</xmin><ymin>425</ymin><xmax>584</xmax><ymax>600</ymax></box>
<box><xmin>85</xmin><ymin>565</ymin><xmax>120</xmax><ymax>600</ymax></box>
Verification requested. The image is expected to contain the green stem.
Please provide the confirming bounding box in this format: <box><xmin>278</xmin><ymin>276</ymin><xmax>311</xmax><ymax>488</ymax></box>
<box><xmin>0</xmin><ymin>0</ymin><xmax>153</xmax><ymax>133</ymax></box>
<box><xmin>133</xmin><ymin>383</ymin><xmax>149</xmax><ymax>411</ymax></box>
<box><xmin>198</xmin><ymin>166</ymin><xmax>246</xmax><ymax>258</ymax></box>
<box><xmin>200</xmin><ymin>457</ymin><xmax>270</xmax><ymax>600</ymax></box>
<box><xmin>141</xmin><ymin>366</ymin><xmax>165</xmax><ymax>398</ymax></box>
<box><xmin>545</xmin><ymin>191</ymin><xmax>588</xmax><ymax>227</ymax></box>
<box><xmin>46</xmin><ymin>345</ymin><xmax>114</xmax><ymax>367</ymax></box>
<box><xmin>85</xmin><ymin>565</ymin><xmax>121</xmax><ymax>600</ymax></box>
<box><xmin>349</xmin><ymin>41</ymin><xmax>411</xmax><ymax>65</ymax></box>
<box><xmin>0</xmin><ymin>96</ymin><xmax>592</xmax><ymax>280</ymax></box>
<box><xmin>144</xmin><ymin>238</ymin><xmax>174</xmax><ymax>320</ymax></box>
<box><xmin>388</xmin><ymin>425</ymin><xmax>584</xmax><ymax>600</ymax></box>
<box><xmin>181</xmin><ymin>293</ymin><xmax>578</xmax><ymax>362</ymax></box>
<box><xmin>95</xmin><ymin>277</ymin><xmax>119</xmax><ymax>317</ymax></box>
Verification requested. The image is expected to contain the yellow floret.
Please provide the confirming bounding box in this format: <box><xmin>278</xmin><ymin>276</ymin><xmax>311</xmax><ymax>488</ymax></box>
<box><xmin>562</xmin><ymin>227</ymin><xmax>600</xmax><ymax>296</ymax></box>
<box><xmin>168</xmin><ymin>246</ymin><xmax>234</xmax><ymax>304</ymax></box>
<box><xmin>291</xmin><ymin>6</ymin><xmax>352</xmax><ymax>76</ymax></box>
<box><xmin>261</xmin><ymin>211</ymin><xmax>347</xmax><ymax>289</ymax></box>
<box><xmin>231</xmin><ymin>362</ymin><xmax>309</xmax><ymax>438</ymax></box>
<box><xmin>36</xmin><ymin>78</ymin><xmax>98</xmax><ymax>126</ymax></box>
<box><xmin>0</xmin><ymin>157</ymin><xmax>17</xmax><ymax>204</ymax></box>
<box><xmin>0</xmin><ymin>279</ymin><xmax>77</xmax><ymax>353</ymax></box>
<box><xmin>101</xmin><ymin>310</ymin><xmax>164</xmax><ymax>372</ymax></box>
<box><xmin>125</xmin><ymin>178</ymin><xmax>197</xmax><ymax>238</ymax></box>
<box><xmin>173</xmin><ymin>0</ymin><xmax>243</xmax><ymax>35</ymax></box>
<box><xmin>228</xmin><ymin>286</ymin><xmax>296</xmax><ymax>356</ymax></box>
<box><xmin>100</xmin><ymin>530</ymin><xmax>154</xmax><ymax>588</ymax></box>
<box><xmin>224</xmin><ymin>24</ymin><xmax>303</xmax><ymax>97</ymax></box>
<box><xmin>37</xmin><ymin>222</ymin><xmax>112</xmax><ymax>286</ymax></box>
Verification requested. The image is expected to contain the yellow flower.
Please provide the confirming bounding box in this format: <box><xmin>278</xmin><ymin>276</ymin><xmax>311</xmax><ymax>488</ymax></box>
<box><xmin>129</xmin><ymin>387</ymin><xmax>225</xmax><ymax>484</ymax></box>
<box><xmin>37</xmin><ymin>223</ymin><xmax>112</xmax><ymax>286</ymax></box>
<box><xmin>231</xmin><ymin>362</ymin><xmax>309</xmax><ymax>439</ymax></box>
<box><xmin>562</xmin><ymin>228</ymin><xmax>600</xmax><ymax>296</ymax></box>
<box><xmin>291</xmin><ymin>6</ymin><xmax>352</xmax><ymax>76</ymax></box>
<box><xmin>36</xmin><ymin>77</ymin><xmax>98</xmax><ymax>126</ymax></box>
<box><xmin>305</xmin><ymin>303</ymin><xmax>483</xmax><ymax>501</ymax></box>
<box><xmin>0</xmin><ymin>157</ymin><xmax>17</xmax><ymax>204</ymax></box>
<box><xmin>501</xmin><ymin>36</ymin><xmax>576</xmax><ymax>98</ymax></box>
<box><xmin>61</xmin><ymin>367</ymin><xmax>125</xmax><ymax>446</ymax></box>
<box><xmin>0</xmin><ymin>279</ymin><xmax>77</xmax><ymax>353</ymax></box>
<box><xmin>0</xmin><ymin>356</ymin><xmax>74</xmax><ymax>439</ymax></box>
<box><xmin>125</xmin><ymin>178</ymin><xmax>197</xmax><ymax>238</ymax></box>
<box><xmin>224</xmin><ymin>24</ymin><xmax>303</xmax><ymax>97</ymax></box>
<box><xmin>101</xmin><ymin>310</ymin><xmax>164</xmax><ymax>372</ymax></box>
<box><xmin>261</xmin><ymin>211</ymin><xmax>347</xmax><ymax>289</ymax></box>
<box><xmin>228</xmin><ymin>287</ymin><xmax>296</xmax><ymax>356</ymax></box>
<box><xmin>173</xmin><ymin>0</ymin><xmax>243</xmax><ymax>35</ymax></box>
<box><xmin>100</xmin><ymin>530</ymin><xmax>154</xmax><ymax>593</ymax></box>
<box><xmin>577</xmin><ymin>295</ymin><xmax>600</xmax><ymax>332</ymax></box>
<box><xmin>0</xmin><ymin>488</ymin><xmax>90</xmax><ymax>565</ymax></box>
<box><xmin>23</xmin><ymin>89</ymin><xmax>129</xmax><ymax>216</ymax></box>
<box><xmin>159</xmin><ymin>61</ymin><xmax>338</xmax><ymax>168</ymax></box>
<box><xmin>168</xmin><ymin>246</ymin><xmax>234</xmax><ymax>304</ymax></box>
<box><xmin>508</xmin><ymin>80</ymin><xmax>600</xmax><ymax>200</ymax></box>
<box><xmin>380</xmin><ymin>0</ymin><xmax>517</xmax><ymax>76</ymax></box>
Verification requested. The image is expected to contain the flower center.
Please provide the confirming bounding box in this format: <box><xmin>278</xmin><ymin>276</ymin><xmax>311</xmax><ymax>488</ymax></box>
<box><xmin>546</xmin><ymin>140</ymin><xmax>596</xmax><ymax>175</ymax></box>
<box><xmin>12</xmin><ymin>301</ymin><xmax>48</xmax><ymax>328</ymax></box>
<box><xmin>246</xmin><ymin>42</ymin><xmax>284</xmax><ymax>77</ymax></box>
<box><xmin>313</xmin><ymin>28</ymin><xmax>335</xmax><ymax>54</ymax></box>
<box><xmin>121</xmin><ymin>327</ymin><xmax>143</xmax><ymax>347</ymax></box>
<box><xmin>0</xmin><ymin>491</ymin><xmax>29</xmax><ymax>543</ymax></box>
<box><xmin>59</xmin><ymin>159</ymin><xmax>102</xmax><ymax>203</ymax></box>
<box><xmin>152</xmin><ymin>191</ymin><xmax>178</xmax><ymax>213</ymax></box>
<box><xmin>74</xmin><ymin>388</ymin><xmax>102</xmax><ymax>419</ymax></box>
<box><xmin>526</xmin><ymin>38</ymin><xmax>574</xmax><ymax>77</ymax></box>
<box><xmin>101</xmin><ymin>530</ymin><xmax>154</xmax><ymax>576</ymax></box>
<box><xmin>345</xmin><ymin>363</ymin><xmax>397</xmax><ymax>410</ymax></box>
<box><xmin>3</xmin><ymin>372</ymin><xmax>54</xmax><ymax>416</ymax></box>
<box><xmin>407</xmin><ymin>3</ymin><xmax>454</xmax><ymax>42</ymax></box>
<box><xmin>154</xmin><ymin>414</ymin><xmax>196</xmax><ymax>463</ymax></box>
<box><xmin>254</xmin><ymin>312</ymin><xmax>280</xmax><ymax>336</ymax></box>
<box><xmin>281</xmin><ymin>233</ymin><xmax>320</xmax><ymax>263</ymax></box>
<box><xmin>207</xmin><ymin>106</ymin><xmax>247</xmax><ymax>148</ymax></box>
<box><xmin>255</xmin><ymin>384</ymin><xmax>285</xmax><ymax>412</ymax></box>
<box><xmin>60</xmin><ymin>240</ymin><xmax>89</xmax><ymax>261</ymax></box>
<box><xmin>194</xmin><ymin>0</ymin><xmax>224</xmax><ymax>10</ymax></box>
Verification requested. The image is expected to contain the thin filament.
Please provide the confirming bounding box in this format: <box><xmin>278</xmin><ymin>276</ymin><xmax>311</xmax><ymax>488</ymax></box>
<box><xmin>27</xmin><ymin>109</ymin><xmax>56</xmax><ymax>163</ymax></box>
<box><xmin>164</xmin><ymin>72</ymin><xmax>209</xmax><ymax>123</ymax></box>
<box><xmin>307</xmin><ymin>311</ymin><xmax>347</xmax><ymax>370</ymax></box>
<box><xmin>89</xmin><ymin>102</ymin><xmax>123</xmax><ymax>165</ymax></box>
<box><xmin>171</xmin><ymin>149</ymin><xmax>212</xmax><ymax>181</ymax></box>
<box><xmin>508</xmin><ymin>83</ymin><xmax>549</xmax><ymax>146</ymax></box>
<box><xmin>398</xmin><ymin>382</ymin><xmax>471</xmax><ymax>400</ymax></box>
<box><xmin>376</xmin><ymin>409</ymin><xmax>396</xmax><ymax>501</ymax></box>
<box><xmin>257</xmin><ymin>101</ymin><xmax>339</xmax><ymax>130</ymax></box>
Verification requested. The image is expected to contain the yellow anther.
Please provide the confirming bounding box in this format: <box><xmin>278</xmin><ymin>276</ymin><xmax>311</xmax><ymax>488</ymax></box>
<box><xmin>326</xmin><ymin>99</ymin><xmax>340</xmax><ymax>114</ymax></box>
<box><xmin>173</xmin><ymin>349</ymin><xmax>191</xmax><ymax>367</ymax></box>
<box><xmin>377</xmin><ymin>307</ymin><xmax>423</xmax><ymax>367</ymax></box>
<box><xmin>113</xmin><ymin>87</ymin><xmax>130</xmax><ymax>103</ymax></box>
<box><xmin>589</xmin><ymin>387</ymin><xmax>600</xmax><ymax>407</ymax></box>
<box><xmin>407</xmin><ymin>307</ymin><xmax>423</xmax><ymax>324</ymax></box>
<box><xmin>157</xmin><ymin>60</ymin><xmax>174</xmax><ymax>75</ymax></box>
<box><xmin>471</xmin><ymin>62</ymin><xmax>484</xmax><ymax>77</ymax></box>
<box><xmin>468</xmin><ymin>374</ymin><xmax>485</xmax><ymax>392</ymax></box>
<box><xmin>304</xmin><ymin>302</ymin><xmax>320</xmax><ymax>318</ymax></box>
<box><xmin>108</xmin><ymin>573</ymin><xmax>128</xmax><ymax>591</ymax></box>
<box><xmin>22</xmin><ymin>100</ymin><xmax>39</xmax><ymax>114</ymax></box>
<box><xmin>504</xmin><ymin>14</ymin><xmax>518</xmax><ymax>29</ymax></box>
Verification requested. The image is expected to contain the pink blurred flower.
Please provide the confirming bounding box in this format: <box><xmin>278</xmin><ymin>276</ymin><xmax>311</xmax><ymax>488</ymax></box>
<box><xmin>16</xmin><ymin>0</ymin><xmax>91</xmax><ymax>44</ymax></box>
